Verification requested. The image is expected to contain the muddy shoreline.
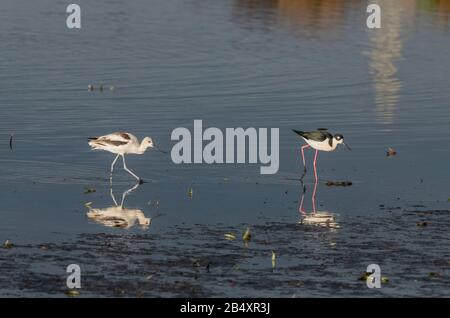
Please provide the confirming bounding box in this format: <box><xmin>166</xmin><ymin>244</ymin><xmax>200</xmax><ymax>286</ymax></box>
<box><xmin>2</xmin><ymin>207</ymin><xmax>449</xmax><ymax>297</ymax></box>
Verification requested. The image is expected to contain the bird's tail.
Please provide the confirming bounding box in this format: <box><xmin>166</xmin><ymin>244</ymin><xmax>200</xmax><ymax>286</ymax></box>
<box><xmin>292</xmin><ymin>129</ymin><xmax>304</xmax><ymax>137</ymax></box>
<box><xmin>88</xmin><ymin>138</ymin><xmax>101</xmax><ymax>150</ymax></box>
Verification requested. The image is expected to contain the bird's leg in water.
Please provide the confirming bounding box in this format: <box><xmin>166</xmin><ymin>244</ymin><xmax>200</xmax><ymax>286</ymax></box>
<box><xmin>313</xmin><ymin>149</ymin><xmax>319</xmax><ymax>183</ymax></box>
<box><xmin>312</xmin><ymin>177</ymin><xmax>318</xmax><ymax>214</ymax></box>
<box><xmin>121</xmin><ymin>154</ymin><xmax>141</xmax><ymax>183</ymax></box>
<box><xmin>110</xmin><ymin>187</ymin><xmax>119</xmax><ymax>206</ymax></box>
<box><xmin>298</xmin><ymin>180</ymin><xmax>307</xmax><ymax>216</ymax></box>
<box><xmin>120</xmin><ymin>183</ymin><xmax>140</xmax><ymax>206</ymax></box>
<box><xmin>312</xmin><ymin>150</ymin><xmax>319</xmax><ymax>214</ymax></box>
<box><xmin>300</xmin><ymin>144</ymin><xmax>310</xmax><ymax>179</ymax></box>
<box><xmin>110</xmin><ymin>154</ymin><xmax>120</xmax><ymax>185</ymax></box>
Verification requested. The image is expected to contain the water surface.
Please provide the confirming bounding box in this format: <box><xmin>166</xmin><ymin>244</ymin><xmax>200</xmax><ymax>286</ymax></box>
<box><xmin>0</xmin><ymin>0</ymin><xmax>449</xmax><ymax>297</ymax></box>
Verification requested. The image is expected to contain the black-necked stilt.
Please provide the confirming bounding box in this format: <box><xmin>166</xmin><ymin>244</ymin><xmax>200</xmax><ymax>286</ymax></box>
<box><xmin>88</xmin><ymin>132</ymin><xmax>165</xmax><ymax>184</ymax></box>
<box><xmin>292</xmin><ymin>128</ymin><xmax>351</xmax><ymax>181</ymax></box>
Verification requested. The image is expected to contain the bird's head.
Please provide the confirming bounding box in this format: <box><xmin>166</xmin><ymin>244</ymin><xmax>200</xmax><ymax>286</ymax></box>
<box><xmin>141</xmin><ymin>137</ymin><xmax>167</xmax><ymax>154</ymax></box>
<box><xmin>141</xmin><ymin>137</ymin><xmax>154</xmax><ymax>149</ymax></box>
<box><xmin>334</xmin><ymin>134</ymin><xmax>351</xmax><ymax>150</ymax></box>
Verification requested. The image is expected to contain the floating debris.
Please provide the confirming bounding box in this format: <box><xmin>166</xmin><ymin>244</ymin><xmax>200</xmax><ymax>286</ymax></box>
<box><xmin>325</xmin><ymin>180</ymin><xmax>352</xmax><ymax>187</ymax></box>
<box><xmin>88</xmin><ymin>84</ymin><xmax>115</xmax><ymax>92</ymax></box>
<box><xmin>358</xmin><ymin>272</ymin><xmax>389</xmax><ymax>284</ymax></box>
<box><xmin>9</xmin><ymin>134</ymin><xmax>13</xmax><ymax>151</ymax></box>
<box><xmin>84</xmin><ymin>201</ymin><xmax>93</xmax><ymax>207</ymax></box>
<box><xmin>428</xmin><ymin>272</ymin><xmax>442</xmax><ymax>278</ymax></box>
<box><xmin>417</xmin><ymin>221</ymin><xmax>428</xmax><ymax>227</ymax></box>
<box><xmin>224</xmin><ymin>233</ymin><xmax>236</xmax><ymax>241</ymax></box>
<box><xmin>386</xmin><ymin>147</ymin><xmax>397</xmax><ymax>157</ymax></box>
<box><xmin>190</xmin><ymin>258</ymin><xmax>201</xmax><ymax>267</ymax></box>
<box><xmin>188</xmin><ymin>188</ymin><xmax>193</xmax><ymax>199</ymax></box>
<box><xmin>358</xmin><ymin>272</ymin><xmax>371</xmax><ymax>281</ymax></box>
<box><xmin>84</xmin><ymin>187</ymin><xmax>96</xmax><ymax>194</ymax></box>
<box><xmin>3</xmin><ymin>240</ymin><xmax>14</xmax><ymax>249</ymax></box>
<box><xmin>65</xmin><ymin>290</ymin><xmax>80</xmax><ymax>297</ymax></box>
<box><xmin>271</xmin><ymin>251</ymin><xmax>276</xmax><ymax>268</ymax></box>
<box><xmin>243</xmin><ymin>227</ymin><xmax>251</xmax><ymax>243</ymax></box>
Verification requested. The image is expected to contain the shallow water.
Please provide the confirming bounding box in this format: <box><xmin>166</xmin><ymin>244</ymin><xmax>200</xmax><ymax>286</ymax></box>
<box><xmin>0</xmin><ymin>0</ymin><xmax>449</xmax><ymax>297</ymax></box>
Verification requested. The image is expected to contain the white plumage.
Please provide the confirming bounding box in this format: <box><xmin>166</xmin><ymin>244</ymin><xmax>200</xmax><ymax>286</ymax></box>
<box><xmin>88</xmin><ymin>132</ymin><xmax>155</xmax><ymax>183</ymax></box>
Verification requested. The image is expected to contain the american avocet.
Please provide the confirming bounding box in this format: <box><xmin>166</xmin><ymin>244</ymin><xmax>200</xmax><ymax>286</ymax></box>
<box><xmin>86</xmin><ymin>183</ymin><xmax>151</xmax><ymax>228</ymax></box>
<box><xmin>88</xmin><ymin>132</ymin><xmax>163</xmax><ymax>184</ymax></box>
<box><xmin>292</xmin><ymin>129</ymin><xmax>351</xmax><ymax>181</ymax></box>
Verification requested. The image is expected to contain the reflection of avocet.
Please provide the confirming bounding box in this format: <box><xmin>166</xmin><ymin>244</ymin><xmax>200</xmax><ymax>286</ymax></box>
<box><xmin>298</xmin><ymin>179</ymin><xmax>339</xmax><ymax>230</ymax></box>
<box><xmin>86</xmin><ymin>183</ymin><xmax>150</xmax><ymax>229</ymax></box>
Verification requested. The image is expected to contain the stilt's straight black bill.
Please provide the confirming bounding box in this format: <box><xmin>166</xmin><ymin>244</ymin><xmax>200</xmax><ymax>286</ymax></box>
<box><xmin>292</xmin><ymin>129</ymin><xmax>304</xmax><ymax>137</ymax></box>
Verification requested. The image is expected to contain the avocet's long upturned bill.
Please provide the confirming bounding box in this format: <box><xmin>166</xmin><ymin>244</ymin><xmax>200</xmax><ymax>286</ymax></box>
<box><xmin>292</xmin><ymin>129</ymin><xmax>351</xmax><ymax>180</ymax></box>
<box><xmin>88</xmin><ymin>132</ymin><xmax>157</xmax><ymax>184</ymax></box>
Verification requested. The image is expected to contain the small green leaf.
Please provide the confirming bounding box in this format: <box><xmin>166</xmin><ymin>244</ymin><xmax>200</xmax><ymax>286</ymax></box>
<box><xmin>224</xmin><ymin>233</ymin><xmax>236</xmax><ymax>241</ymax></box>
<box><xmin>3</xmin><ymin>240</ymin><xmax>14</xmax><ymax>249</ymax></box>
<box><xmin>65</xmin><ymin>290</ymin><xmax>80</xmax><ymax>297</ymax></box>
<box><xmin>243</xmin><ymin>227</ymin><xmax>251</xmax><ymax>242</ymax></box>
<box><xmin>84</xmin><ymin>187</ymin><xmax>96</xmax><ymax>194</ymax></box>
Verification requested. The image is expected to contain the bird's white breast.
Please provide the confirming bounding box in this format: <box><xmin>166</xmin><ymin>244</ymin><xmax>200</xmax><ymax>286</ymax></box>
<box><xmin>303</xmin><ymin>138</ymin><xmax>336</xmax><ymax>152</ymax></box>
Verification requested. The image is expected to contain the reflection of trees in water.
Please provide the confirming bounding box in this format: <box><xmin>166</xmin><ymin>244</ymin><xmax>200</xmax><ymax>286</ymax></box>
<box><xmin>231</xmin><ymin>0</ymin><xmax>358</xmax><ymax>37</ymax></box>
<box><xmin>418</xmin><ymin>0</ymin><xmax>450</xmax><ymax>28</ymax></box>
<box><xmin>232</xmin><ymin>0</ymin><xmax>448</xmax><ymax>38</ymax></box>
<box><xmin>365</xmin><ymin>0</ymin><xmax>413</xmax><ymax>125</ymax></box>
<box><xmin>230</xmin><ymin>0</ymin><xmax>279</xmax><ymax>32</ymax></box>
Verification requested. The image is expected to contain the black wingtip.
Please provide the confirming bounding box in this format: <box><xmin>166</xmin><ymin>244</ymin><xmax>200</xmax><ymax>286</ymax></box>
<box><xmin>292</xmin><ymin>129</ymin><xmax>304</xmax><ymax>137</ymax></box>
<box><xmin>87</xmin><ymin>137</ymin><xmax>97</xmax><ymax>141</ymax></box>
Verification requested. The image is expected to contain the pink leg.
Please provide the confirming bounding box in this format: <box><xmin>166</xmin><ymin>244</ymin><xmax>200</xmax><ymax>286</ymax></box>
<box><xmin>298</xmin><ymin>182</ymin><xmax>307</xmax><ymax>216</ymax></box>
<box><xmin>299</xmin><ymin>190</ymin><xmax>306</xmax><ymax>216</ymax></box>
<box><xmin>312</xmin><ymin>177</ymin><xmax>318</xmax><ymax>214</ymax></box>
<box><xmin>312</xmin><ymin>150</ymin><xmax>319</xmax><ymax>213</ymax></box>
<box><xmin>313</xmin><ymin>149</ymin><xmax>319</xmax><ymax>182</ymax></box>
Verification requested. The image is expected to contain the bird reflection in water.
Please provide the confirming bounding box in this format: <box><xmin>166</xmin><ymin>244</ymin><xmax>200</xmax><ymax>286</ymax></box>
<box><xmin>298</xmin><ymin>179</ymin><xmax>339</xmax><ymax>230</ymax></box>
<box><xmin>86</xmin><ymin>183</ymin><xmax>151</xmax><ymax>229</ymax></box>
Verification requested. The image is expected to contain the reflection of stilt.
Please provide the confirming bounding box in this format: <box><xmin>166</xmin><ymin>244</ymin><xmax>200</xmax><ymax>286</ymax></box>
<box><xmin>298</xmin><ymin>177</ymin><xmax>318</xmax><ymax>216</ymax></box>
<box><xmin>298</xmin><ymin>179</ymin><xmax>339</xmax><ymax>230</ymax></box>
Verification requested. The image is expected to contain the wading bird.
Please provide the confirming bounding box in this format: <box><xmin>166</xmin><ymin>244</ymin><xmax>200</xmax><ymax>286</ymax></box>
<box><xmin>292</xmin><ymin>129</ymin><xmax>351</xmax><ymax>181</ymax></box>
<box><xmin>88</xmin><ymin>132</ymin><xmax>163</xmax><ymax>184</ymax></box>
